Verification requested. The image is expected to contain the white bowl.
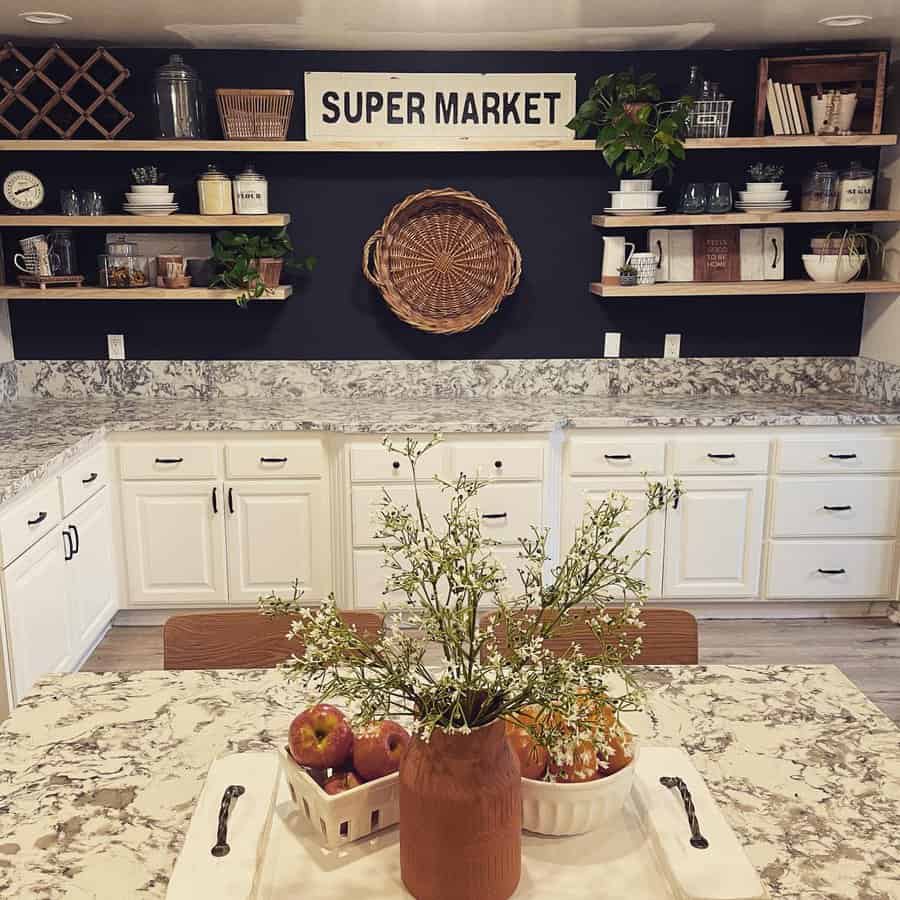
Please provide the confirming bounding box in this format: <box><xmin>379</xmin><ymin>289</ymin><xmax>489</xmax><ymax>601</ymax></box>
<box><xmin>737</xmin><ymin>190</ymin><xmax>788</xmax><ymax>202</ymax></box>
<box><xmin>619</xmin><ymin>179</ymin><xmax>653</xmax><ymax>193</ymax></box>
<box><xmin>609</xmin><ymin>191</ymin><xmax>662</xmax><ymax>209</ymax></box>
<box><xmin>745</xmin><ymin>182</ymin><xmax>783</xmax><ymax>192</ymax></box>
<box><xmin>126</xmin><ymin>192</ymin><xmax>174</xmax><ymax>204</ymax></box>
<box><xmin>130</xmin><ymin>184</ymin><xmax>171</xmax><ymax>193</ymax></box>
<box><xmin>521</xmin><ymin>743</ymin><xmax>639</xmax><ymax>835</ymax></box>
<box><xmin>802</xmin><ymin>253</ymin><xmax>864</xmax><ymax>283</ymax></box>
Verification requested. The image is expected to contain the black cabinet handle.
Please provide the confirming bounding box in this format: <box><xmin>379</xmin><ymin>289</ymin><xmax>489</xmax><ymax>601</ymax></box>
<box><xmin>69</xmin><ymin>524</ymin><xmax>79</xmax><ymax>555</ymax></box>
<box><xmin>494</xmin><ymin>460</ymin><xmax>503</xmax><ymax>469</ymax></box>
<box><xmin>707</xmin><ymin>453</ymin><xmax>736</xmax><ymax>459</ymax></box>
<box><xmin>823</xmin><ymin>505</ymin><xmax>852</xmax><ymax>512</ymax></box>
<box><xmin>770</xmin><ymin>236</ymin><xmax>779</xmax><ymax>268</ymax></box>
<box><xmin>62</xmin><ymin>530</ymin><xmax>73</xmax><ymax>562</ymax></box>
<box><xmin>481</xmin><ymin>512</ymin><xmax>508</xmax><ymax>520</ymax></box>
<box><xmin>155</xmin><ymin>457</ymin><xmax>184</xmax><ymax>464</ymax></box>
<box><xmin>212</xmin><ymin>487</ymin><xmax>218</xmax><ymax>514</ymax></box>
<box><xmin>818</xmin><ymin>568</ymin><xmax>846</xmax><ymax>575</ymax></box>
<box><xmin>604</xmin><ymin>453</ymin><xmax>632</xmax><ymax>460</ymax></box>
<box><xmin>228</xmin><ymin>487</ymin><xmax>234</xmax><ymax>515</ymax></box>
<box><xmin>27</xmin><ymin>511</ymin><xmax>47</xmax><ymax>526</ymax></box>
<box><xmin>392</xmin><ymin>461</ymin><xmax>400</xmax><ymax>470</ymax></box>
<box><xmin>81</xmin><ymin>472</ymin><xmax>99</xmax><ymax>485</ymax></box>
<box><xmin>828</xmin><ymin>453</ymin><xmax>857</xmax><ymax>460</ymax></box>
<box><xmin>260</xmin><ymin>456</ymin><xmax>288</xmax><ymax>464</ymax></box>
<box><xmin>211</xmin><ymin>784</ymin><xmax>245</xmax><ymax>858</ymax></box>
<box><xmin>660</xmin><ymin>776</ymin><xmax>709</xmax><ymax>850</ymax></box>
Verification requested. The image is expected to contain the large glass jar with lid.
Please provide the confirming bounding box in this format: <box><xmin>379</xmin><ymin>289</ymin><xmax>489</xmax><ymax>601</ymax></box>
<box><xmin>838</xmin><ymin>160</ymin><xmax>874</xmax><ymax>211</ymax></box>
<box><xmin>197</xmin><ymin>164</ymin><xmax>233</xmax><ymax>215</ymax></box>
<box><xmin>152</xmin><ymin>54</ymin><xmax>206</xmax><ymax>139</ymax></box>
<box><xmin>233</xmin><ymin>164</ymin><xmax>269</xmax><ymax>215</ymax></box>
<box><xmin>801</xmin><ymin>162</ymin><xmax>839</xmax><ymax>212</ymax></box>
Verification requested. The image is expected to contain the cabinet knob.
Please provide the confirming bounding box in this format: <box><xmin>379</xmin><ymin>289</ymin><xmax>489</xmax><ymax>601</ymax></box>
<box><xmin>494</xmin><ymin>460</ymin><xmax>503</xmax><ymax>469</ymax></box>
<box><xmin>392</xmin><ymin>461</ymin><xmax>400</xmax><ymax>470</ymax></box>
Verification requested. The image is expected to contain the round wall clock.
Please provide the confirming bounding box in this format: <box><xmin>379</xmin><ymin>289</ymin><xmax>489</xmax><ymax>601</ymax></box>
<box><xmin>3</xmin><ymin>170</ymin><xmax>45</xmax><ymax>212</ymax></box>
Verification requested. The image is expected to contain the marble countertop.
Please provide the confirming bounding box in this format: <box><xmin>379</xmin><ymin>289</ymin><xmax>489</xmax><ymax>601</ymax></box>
<box><xmin>0</xmin><ymin>665</ymin><xmax>897</xmax><ymax>898</ymax></box>
<box><xmin>0</xmin><ymin>394</ymin><xmax>899</xmax><ymax>507</ymax></box>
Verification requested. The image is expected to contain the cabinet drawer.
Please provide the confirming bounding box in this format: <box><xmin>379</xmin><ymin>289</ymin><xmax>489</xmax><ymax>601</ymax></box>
<box><xmin>450</xmin><ymin>444</ymin><xmax>543</xmax><ymax>481</ymax></box>
<box><xmin>471</xmin><ymin>483</ymin><xmax>543</xmax><ymax>546</ymax></box>
<box><xmin>59</xmin><ymin>445</ymin><xmax>109</xmax><ymax>516</ymax></box>
<box><xmin>766</xmin><ymin>540</ymin><xmax>896</xmax><ymax>599</ymax></box>
<box><xmin>776</xmin><ymin>436</ymin><xmax>900</xmax><ymax>474</ymax></box>
<box><xmin>0</xmin><ymin>480</ymin><xmax>62</xmax><ymax>568</ymax></box>
<box><xmin>225</xmin><ymin>441</ymin><xmax>325</xmax><ymax>479</ymax></box>
<box><xmin>671</xmin><ymin>438</ymin><xmax>770</xmax><ymax>475</ymax></box>
<box><xmin>119</xmin><ymin>443</ymin><xmax>219</xmax><ymax>480</ymax></box>
<box><xmin>350</xmin><ymin>443</ymin><xmax>444</xmax><ymax>483</ymax></box>
<box><xmin>771</xmin><ymin>477</ymin><xmax>900</xmax><ymax>538</ymax></box>
<box><xmin>567</xmin><ymin>438</ymin><xmax>666</xmax><ymax>476</ymax></box>
<box><xmin>351</xmin><ymin>483</ymin><xmax>447</xmax><ymax>547</ymax></box>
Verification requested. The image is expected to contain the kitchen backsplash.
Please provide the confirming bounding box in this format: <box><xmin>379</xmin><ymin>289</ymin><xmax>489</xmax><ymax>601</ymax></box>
<box><xmin>0</xmin><ymin>362</ymin><xmax>17</xmax><ymax>406</ymax></box>
<box><xmin>10</xmin><ymin>356</ymin><xmax>880</xmax><ymax>401</ymax></box>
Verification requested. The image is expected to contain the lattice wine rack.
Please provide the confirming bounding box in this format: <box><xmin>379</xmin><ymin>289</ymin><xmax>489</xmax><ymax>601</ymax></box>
<box><xmin>0</xmin><ymin>42</ymin><xmax>135</xmax><ymax>139</ymax></box>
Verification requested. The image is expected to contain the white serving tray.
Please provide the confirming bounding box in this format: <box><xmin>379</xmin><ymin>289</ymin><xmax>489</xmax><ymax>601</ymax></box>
<box><xmin>251</xmin><ymin>746</ymin><xmax>767</xmax><ymax>900</ymax></box>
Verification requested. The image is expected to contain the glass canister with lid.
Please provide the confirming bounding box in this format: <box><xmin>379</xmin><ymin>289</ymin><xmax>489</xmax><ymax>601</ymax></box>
<box><xmin>801</xmin><ymin>162</ymin><xmax>839</xmax><ymax>212</ymax></box>
<box><xmin>838</xmin><ymin>160</ymin><xmax>874</xmax><ymax>211</ymax></box>
<box><xmin>197</xmin><ymin>164</ymin><xmax>233</xmax><ymax>215</ymax></box>
<box><xmin>233</xmin><ymin>163</ymin><xmax>269</xmax><ymax>215</ymax></box>
<box><xmin>152</xmin><ymin>54</ymin><xmax>206</xmax><ymax>139</ymax></box>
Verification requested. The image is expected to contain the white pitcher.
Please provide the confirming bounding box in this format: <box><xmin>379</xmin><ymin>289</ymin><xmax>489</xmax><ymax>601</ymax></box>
<box><xmin>601</xmin><ymin>237</ymin><xmax>635</xmax><ymax>284</ymax></box>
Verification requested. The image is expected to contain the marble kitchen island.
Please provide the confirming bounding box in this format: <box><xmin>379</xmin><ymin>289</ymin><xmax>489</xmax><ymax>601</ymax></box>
<box><xmin>0</xmin><ymin>664</ymin><xmax>898</xmax><ymax>899</ymax></box>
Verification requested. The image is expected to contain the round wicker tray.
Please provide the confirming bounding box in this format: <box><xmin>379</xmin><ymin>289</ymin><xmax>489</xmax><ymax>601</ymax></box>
<box><xmin>363</xmin><ymin>188</ymin><xmax>522</xmax><ymax>334</ymax></box>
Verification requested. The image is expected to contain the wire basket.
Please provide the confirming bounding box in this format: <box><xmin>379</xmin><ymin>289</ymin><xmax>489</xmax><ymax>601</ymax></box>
<box><xmin>215</xmin><ymin>89</ymin><xmax>294</xmax><ymax>140</ymax></box>
<box><xmin>363</xmin><ymin>187</ymin><xmax>522</xmax><ymax>335</ymax></box>
<box><xmin>659</xmin><ymin>99</ymin><xmax>733</xmax><ymax>139</ymax></box>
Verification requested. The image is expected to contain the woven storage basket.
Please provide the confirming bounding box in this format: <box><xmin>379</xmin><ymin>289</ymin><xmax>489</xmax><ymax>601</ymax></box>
<box><xmin>363</xmin><ymin>188</ymin><xmax>522</xmax><ymax>334</ymax></box>
<box><xmin>216</xmin><ymin>89</ymin><xmax>294</xmax><ymax>140</ymax></box>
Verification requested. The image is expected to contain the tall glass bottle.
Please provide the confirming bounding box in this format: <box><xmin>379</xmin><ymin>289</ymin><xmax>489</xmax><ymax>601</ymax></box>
<box><xmin>152</xmin><ymin>54</ymin><xmax>206</xmax><ymax>139</ymax></box>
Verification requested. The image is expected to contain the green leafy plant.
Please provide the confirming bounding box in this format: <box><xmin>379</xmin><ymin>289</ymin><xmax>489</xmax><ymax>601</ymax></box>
<box><xmin>212</xmin><ymin>227</ymin><xmax>316</xmax><ymax>307</ymax></box>
<box><xmin>747</xmin><ymin>162</ymin><xmax>784</xmax><ymax>183</ymax></box>
<box><xmin>618</xmin><ymin>263</ymin><xmax>637</xmax><ymax>275</ymax></box>
<box><xmin>817</xmin><ymin>227</ymin><xmax>886</xmax><ymax>273</ymax></box>
<box><xmin>261</xmin><ymin>436</ymin><xmax>680</xmax><ymax>770</ymax></box>
<box><xmin>566</xmin><ymin>70</ymin><xmax>693</xmax><ymax>180</ymax></box>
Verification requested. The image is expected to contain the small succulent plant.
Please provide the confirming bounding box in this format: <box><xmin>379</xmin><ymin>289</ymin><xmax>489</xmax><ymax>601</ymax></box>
<box><xmin>131</xmin><ymin>165</ymin><xmax>166</xmax><ymax>185</ymax></box>
<box><xmin>618</xmin><ymin>263</ymin><xmax>638</xmax><ymax>275</ymax></box>
<box><xmin>747</xmin><ymin>162</ymin><xmax>784</xmax><ymax>183</ymax></box>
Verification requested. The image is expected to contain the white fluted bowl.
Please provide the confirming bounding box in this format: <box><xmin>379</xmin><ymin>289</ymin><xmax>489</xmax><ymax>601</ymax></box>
<box><xmin>802</xmin><ymin>253</ymin><xmax>864</xmax><ymax>283</ymax></box>
<box><xmin>521</xmin><ymin>742</ymin><xmax>639</xmax><ymax>835</ymax></box>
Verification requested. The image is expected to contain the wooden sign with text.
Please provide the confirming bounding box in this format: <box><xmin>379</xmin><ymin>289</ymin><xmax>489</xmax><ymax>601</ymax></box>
<box><xmin>693</xmin><ymin>226</ymin><xmax>741</xmax><ymax>282</ymax></box>
<box><xmin>304</xmin><ymin>72</ymin><xmax>577</xmax><ymax>142</ymax></box>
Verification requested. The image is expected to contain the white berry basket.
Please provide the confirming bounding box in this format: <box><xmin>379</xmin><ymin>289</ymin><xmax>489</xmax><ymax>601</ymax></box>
<box><xmin>521</xmin><ymin>742</ymin><xmax>640</xmax><ymax>836</ymax></box>
<box><xmin>279</xmin><ymin>747</ymin><xmax>400</xmax><ymax>849</ymax></box>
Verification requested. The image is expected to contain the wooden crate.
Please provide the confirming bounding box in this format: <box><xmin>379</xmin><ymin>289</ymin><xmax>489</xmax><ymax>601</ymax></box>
<box><xmin>754</xmin><ymin>51</ymin><xmax>887</xmax><ymax>136</ymax></box>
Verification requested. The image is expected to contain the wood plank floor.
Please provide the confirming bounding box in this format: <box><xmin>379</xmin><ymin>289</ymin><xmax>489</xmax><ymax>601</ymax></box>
<box><xmin>82</xmin><ymin>618</ymin><xmax>900</xmax><ymax>724</ymax></box>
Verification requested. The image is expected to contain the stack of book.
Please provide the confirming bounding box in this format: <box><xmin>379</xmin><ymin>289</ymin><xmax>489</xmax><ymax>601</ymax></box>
<box><xmin>766</xmin><ymin>79</ymin><xmax>812</xmax><ymax>135</ymax></box>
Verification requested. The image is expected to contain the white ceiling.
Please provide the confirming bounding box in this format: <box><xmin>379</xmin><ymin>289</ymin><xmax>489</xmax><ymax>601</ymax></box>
<box><xmin>3</xmin><ymin>0</ymin><xmax>899</xmax><ymax>51</ymax></box>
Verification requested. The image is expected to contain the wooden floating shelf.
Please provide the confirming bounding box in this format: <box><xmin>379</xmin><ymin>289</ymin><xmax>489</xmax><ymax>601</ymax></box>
<box><xmin>0</xmin><ymin>135</ymin><xmax>894</xmax><ymax>153</ymax></box>
<box><xmin>592</xmin><ymin>210</ymin><xmax>900</xmax><ymax>227</ymax></box>
<box><xmin>0</xmin><ymin>214</ymin><xmax>291</xmax><ymax>228</ymax></box>
<box><xmin>0</xmin><ymin>286</ymin><xmax>292</xmax><ymax>301</ymax></box>
<box><xmin>590</xmin><ymin>280</ymin><xmax>900</xmax><ymax>298</ymax></box>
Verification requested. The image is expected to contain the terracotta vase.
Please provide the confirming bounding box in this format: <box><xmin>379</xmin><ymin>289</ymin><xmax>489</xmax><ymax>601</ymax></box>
<box><xmin>252</xmin><ymin>257</ymin><xmax>283</xmax><ymax>289</ymax></box>
<box><xmin>399</xmin><ymin>719</ymin><xmax>522</xmax><ymax>900</ymax></box>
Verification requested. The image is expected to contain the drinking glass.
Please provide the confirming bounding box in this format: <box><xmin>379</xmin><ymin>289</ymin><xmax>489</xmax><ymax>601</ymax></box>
<box><xmin>707</xmin><ymin>182</ymin><xmax>733</xmax><ymax>214</ymax></box>
<box><xmin>79</xmin><ymin>189</ymin><xmax>104</xmax><ymax>216</ymax></box>
<box><xmin>59</xmin><ymin>188</ymin><xmax>79</xmax><ymax>216</ymax></box>
<box><xmin>680</xmin><ymin>182</ymin><xmax>707</xmax><ymax>214</ymax></box>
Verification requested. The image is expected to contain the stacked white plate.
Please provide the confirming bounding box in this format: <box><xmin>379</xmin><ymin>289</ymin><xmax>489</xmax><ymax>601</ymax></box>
<box><xmin>735</xmin><ymin>187</ymin><xmax>790</xmax><ymax>211</ymax></box>
<box><xmin>123</xmin><ymin>184</ymin><xmax>178</xmax><ymax>216</ymax></box>
<box><xmin>605</xmin><ymin>189</ymin><xmax>665</xmax><ymax>215</ymax></box>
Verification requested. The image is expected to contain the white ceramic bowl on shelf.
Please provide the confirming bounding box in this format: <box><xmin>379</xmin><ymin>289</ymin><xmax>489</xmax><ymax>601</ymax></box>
<box><xmin>745</xmin><ymin>181</ymin><xmax>783</xmax><ymax>192</ymax></box>
<box><xmin>609</xmin><ymin>190</ymin><xmax>662</xmax><ymax>209</ymax></box>
<box><xmin>520</xmin><ymin>743</ymin><xmax>639</xmax><ymax>836</ymax></box>
<box><xmin>802</xmin><ymin>253</ymin><xmax>864</xmax><ymax>283</ymax></box>
<box><xmin>737</xmin><ymin>190</ymin><xmax>788</xmax><ymax>202</ymax></box>
<box><xmin>619</xmin><ymin>179</ymin><xmax>653</xmax><ymax>192</ymax></box>
<box><xmin>130</xmin><ymin>184</ymin><xmax>171</xmax><ymax>193</ymax></box>
<box><xmin>125</xmin><ymin>192</ymin><xmax>175</xmax><ymax>204</ymax></box>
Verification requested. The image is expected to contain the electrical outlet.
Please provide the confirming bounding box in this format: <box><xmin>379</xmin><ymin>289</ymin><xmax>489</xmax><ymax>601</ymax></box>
<box><xmin>603</xmin><ymin>332</ymin><xmax>621</xmax><ymax>358</ymax></box>
<box><xmin>107</xmin><ymin>334</ymin><xmax>125</xmax><ymax>360</ymax></box>
<box><xmin>664</xmin><ymin>333</ymin><xmax>681</xmax><ymax>359</ymax></box>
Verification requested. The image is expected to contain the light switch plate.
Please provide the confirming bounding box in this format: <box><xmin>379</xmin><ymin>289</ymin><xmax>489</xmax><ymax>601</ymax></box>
<box><xmin>107</xmin><ymin>334</ymin><xmax>125</xmax><ymax>360</ymax></box>
<box><xmin>604</xmin><ymin>332</ymin><xmax>621</xmax><ymax>358</ymax></box>
<box><xmin>664</xmin><ymin>333</ymin><xmax>681</xmax><ymax>359</ymax></box>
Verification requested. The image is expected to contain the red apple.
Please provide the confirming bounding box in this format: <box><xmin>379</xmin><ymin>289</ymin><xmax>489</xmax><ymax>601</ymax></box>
<box><xmin>322</xmin><ymin>769</ymin><xmax>363</xmax><ymax>795</ymax></box>
<box><xmin>352</xmin><ymin>720</ymin><xmax>410</xmax><ymax>781</ymax></box>
<box><xmin>288</xmin><ymin>704</ymin><xmax>354</xmax><ymax>769</ymax></box>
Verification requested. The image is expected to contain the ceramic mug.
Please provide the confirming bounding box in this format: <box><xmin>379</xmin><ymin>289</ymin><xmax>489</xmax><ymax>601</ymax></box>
<box><xmin>629</xmin><ymin>252</ymin><xmax>657</xmax><ymax>285</ymax></box>
<box><xmin>14</xmin><ymin>235</ymin><xmax>58</xmax><ymax>276</ymax></box>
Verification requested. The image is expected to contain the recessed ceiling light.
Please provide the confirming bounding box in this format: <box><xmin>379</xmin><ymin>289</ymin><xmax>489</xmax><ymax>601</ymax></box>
<box><xmin>818</xmin><ymin>14</ymin><xmax>872</xmax><ymax>27</ymax></box>
<box><xmin>18</xmin><ymin>10</ymin><xmax>72</xmax><ymax>25</ymax></box>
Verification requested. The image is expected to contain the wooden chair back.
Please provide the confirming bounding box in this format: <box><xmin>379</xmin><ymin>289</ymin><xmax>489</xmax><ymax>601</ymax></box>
<box><xmin>163</xmin><ymin>610</ymin><xmax>383</xmax><ymax>670</ymax></box>
<box><xmin>479</xmin><ymin>608</ymin><xmax>698</xmax><ymax>665</ymax></box>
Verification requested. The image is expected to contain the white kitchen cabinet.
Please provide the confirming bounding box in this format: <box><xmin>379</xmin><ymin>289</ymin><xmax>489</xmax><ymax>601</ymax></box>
<box><xmin>65</xmin><ymin>488</ymin><xmax>117</xmax><ymax>651</ymax></box>
<box><xmin>663</xmin><ymin>476</ymin><xmax>766</xmax><ymax>598</ymax></box>
<box><xmin>224</xmin><ymin>480</ymin><xmax>330</xmax><ymax>606</ymax></box>
<box><xmin>120</xmin><ymin>480</ymin><xmax>227</xmax><ymax>607</ymax></box>
<box><xmin>562</xmin><ymin>479</ymin><xmax>665</xmax><ymax>598</ymax></box>
<box><xmin>1</xmin><ymin>528</ymin><xmax>71</xmax><ymax>702</ymax></box>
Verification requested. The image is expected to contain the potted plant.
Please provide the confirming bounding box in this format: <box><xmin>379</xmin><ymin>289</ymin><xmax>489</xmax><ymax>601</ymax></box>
<box><xmin>746</xmin><ymin>162</ymin><xmax>784</xmax><ymax>192</ymax></box>
<box><xmin>262</xmin><ymin>436</ymin><xmax>680</xmax><ymax>900</ymax></box>
<box><xmin>566</xmin><ymin>69</ymin><xmax>693</xmax><ymax>186</ymax></box>
<box><xmin>212</xmin><ymin>227</ymin><xmax>316</xmax><ymax>306</ymax></box>
<box><xmin>803</xmin><ymin>227</ymin><xmax>885</xmax><ymax>283</ymax></box>
<box><xmin>618</xmin><ymin>263</ymin><xmax>638</xmax><ymax>286</ymax></box>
